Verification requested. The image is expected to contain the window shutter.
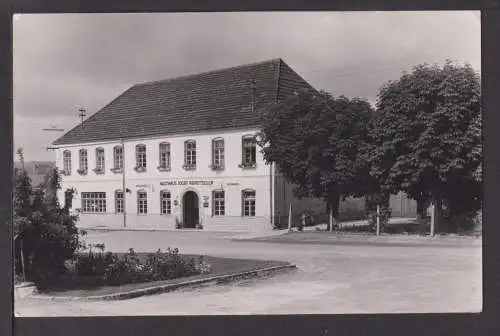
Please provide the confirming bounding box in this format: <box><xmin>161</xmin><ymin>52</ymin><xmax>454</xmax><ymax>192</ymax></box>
<box><xmin>211</xmin><ymin>139</ymin><xmax>215</xmax><ymax>167</ymax></box>
<box><xmin>212</xmin><ymin>190</ymin><xmax>215</xmax><ymax>217</ymax></box>
<box><xmin>241</xmin><ymin>137</ymin><xmax>245</xmax><ymax>165</ymax></box>
<box><xmin>241</xmin><ymin>190</ymin><xmax>244</xmax><ymax>217</ymax></box>
<box><xmin>184</xmin><ymin>141</ymin><xmax>187</xmax><ymax>166</ymax></box>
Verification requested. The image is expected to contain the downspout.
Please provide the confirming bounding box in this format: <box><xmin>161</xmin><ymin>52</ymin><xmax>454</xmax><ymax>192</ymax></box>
<box><xmin>269</xmin><ymin>59</ymin><xmax>282</xmax><ymax>227</ymax></box>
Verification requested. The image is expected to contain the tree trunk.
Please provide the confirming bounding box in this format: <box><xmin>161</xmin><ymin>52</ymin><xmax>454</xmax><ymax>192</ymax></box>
<box><xmin>326</xmin><ymin>192</ymin><xmax>340</xmax><ymax>230</ymax></box>
<box><xmin>416</xmin><ymin>198</ymin><xmax>428</xmax><ymax>232</ymax></box>
<box><xmin>432</xmin><ymin>196</ymin><xmax>443</xmax><ymax>235</ymax></box>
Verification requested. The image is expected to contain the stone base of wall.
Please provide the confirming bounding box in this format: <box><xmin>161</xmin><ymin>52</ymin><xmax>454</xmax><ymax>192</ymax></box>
<box><xmin>76</xmin><ymin>214</ymin><xmax>273</xmax><ymax>232</ymax></box>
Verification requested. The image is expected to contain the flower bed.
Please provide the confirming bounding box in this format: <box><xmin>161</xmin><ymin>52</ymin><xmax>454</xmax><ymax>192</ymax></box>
<box><xmin>36</xmin><ymin>254</ymin><xmax>292</xmax><ymax>298</ymax></box>
<box><xmin>35</xmin><ymin>247</ymin><xmax>212</xmax><ymax>292</ymax></box>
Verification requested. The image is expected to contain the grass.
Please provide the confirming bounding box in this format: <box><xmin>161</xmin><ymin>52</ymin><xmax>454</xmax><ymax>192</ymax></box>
<box><xmin>244</xmin><ymin>231</ymin><xmax>481</xmax><ymax>248</ymax></box>
<box><xmin>42</xmin><ymin>253</ymin><xmax>290</xmax><ymax>298</ymax></box>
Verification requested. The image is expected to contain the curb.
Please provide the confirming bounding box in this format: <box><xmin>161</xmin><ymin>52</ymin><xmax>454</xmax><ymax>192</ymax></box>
<box><xmin>83</xmin><ymin>227</ymin><xmax>251</xmax><ymax>234</ymax></box>
<box><xmin>238</xmin><ymin>233</ymin><xmax>482</xmax><ymax>248</ymax></box>
<box><xmin>29</xmin><ymin>264</ymin><xmax>297</xmax><ymax>302</ymax></box>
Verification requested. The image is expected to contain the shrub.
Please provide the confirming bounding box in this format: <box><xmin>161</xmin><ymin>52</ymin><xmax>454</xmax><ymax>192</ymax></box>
<box><xmin>175</xmin><ymin>217</ymin><xmax>182</xmax><ymax>229</ymax></box>
<box><xmin>96</xmin><ymin>247</ymin><xmax>210</xmax><ymax>286</ymax></box>
<box><xmin>338</xmin><ymin>208</ymin><xmax>366</xmax><ymax>222</ymax></box>
<box><xmin>442</xmin><ymin>211</ymin><xmax>478</xmax><ymax>233</ymax></box>
<box><xmin>13</xmin><ymin>159</ymin><xmax>85</xmax><ymax>290</ymax></box>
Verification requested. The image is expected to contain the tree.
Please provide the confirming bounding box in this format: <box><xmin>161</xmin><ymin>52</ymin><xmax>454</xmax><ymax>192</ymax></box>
<box><xmin>13</xmin><ymin>153</ymin><xmax>83</xmax><ymax>288</ymax></box>
<box><xmin>258</xmin><ymin>89</ymin><xmax>375</xmax><ymax>228</ymax></box>
<box><xmin>369</xmin><ymin>60</ymin><xmax>481</xmax><ymax>232</ymax></box>
<box><xmin>13</xmin><ymin>148</ymin><xmax>33</xmax><ymax>279</ymax></box>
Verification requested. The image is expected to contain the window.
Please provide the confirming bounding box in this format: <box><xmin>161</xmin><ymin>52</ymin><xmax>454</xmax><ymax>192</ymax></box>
<box><xmin>213</xmin><ymin>190</ymin><xmax>225</xmax><ymax>216</ymax></box>
<box><xmin>78</xmin><ymin>149</ymin><xmax>88</xmax><ymax>174</ymax></box>
<box><xmin>95</xmin><ymin>147</ymin><xmax>105</xmax><ymax>173</ymax></box>
<box><xmin>160</xmin><ymin>190</ymin><xmax>172</xmax><ymax>215</ymax></box>
<box><xmin>81</xmin><ymin>192</ymin><xmax>106</xmax><ymax>213</ymax></box>
<box><xmin>115</xmin><ymin>190</ymin><xmax>124</xmax><ymax>213</ymax></box>
<box><xmin>137</xmin><ymin>190</ymin><xmax>148</xmax><ymax>214</ymax></box>
<box><xmin>241</xmin><ymin>135</ymin><xmax>257</xmax><ymax>168</ymax></box>
<box><xmin>158</xmin><ymin>142</ymin><xmax>171</xmax><ymax>170</ymax></box>
<box><xmin>113</xmin><ymin>146</ymin><xmax>123</xmax><ymax>171</ymax></box>
<box><xmin>211</xmin><ymin>138</ymin><xmax>225</xmax><ymax>170</ymax></box>
<box><xmin>242</xmin><ymin>189</ymin><xmax>256</xmax><ymax>217</ymax></box>
<box><xmin>184</xmin><ymin>140</ymin><xmax>196</xmax><ymax>169</ymax></box>
<box><xmin>135</xmin><ymin>144</ymin><xmax>147</xmax><ymax>171</ymax></box>
<box><xmin>62</xmin><ymin>150</ymin><xmax>72</xmax><ymax>175</ymax></box>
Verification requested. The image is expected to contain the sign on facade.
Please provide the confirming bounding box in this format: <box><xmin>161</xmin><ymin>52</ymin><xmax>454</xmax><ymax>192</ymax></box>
<box><xmin>160</xmin><ymin>180</ymin><xmax>215</xmax><ymax>186</ymax></box>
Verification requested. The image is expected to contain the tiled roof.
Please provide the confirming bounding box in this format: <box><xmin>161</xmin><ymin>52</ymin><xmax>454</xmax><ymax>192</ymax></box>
<box><xmin>53</xmin><ymin>58</ymin><xmax>314</xmax><ymax>146</ymax></box>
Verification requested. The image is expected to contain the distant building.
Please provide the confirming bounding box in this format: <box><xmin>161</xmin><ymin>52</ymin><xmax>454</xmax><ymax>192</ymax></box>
<box><xmin>14</xmin><ymin>161</ymin><xmax>55</xmax><ymax>187</ymax></box>
<box><xmin>51</xmin><ymin>58</ymin><xmax>416</xmax><ymax>232</ymax></box>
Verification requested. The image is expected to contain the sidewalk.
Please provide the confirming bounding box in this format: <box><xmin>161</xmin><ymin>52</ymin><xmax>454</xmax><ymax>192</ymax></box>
<box><xmin>229</xmin><ymin>217</ymin><xmax>418</xmax><ymax>240</ymax></box>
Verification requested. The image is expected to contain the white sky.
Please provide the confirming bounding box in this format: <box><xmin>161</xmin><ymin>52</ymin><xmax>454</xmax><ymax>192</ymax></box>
<box><xmin>13</xmin><ymin>11</ymin><xmax>480</xmax><ymax>161</ymax></box>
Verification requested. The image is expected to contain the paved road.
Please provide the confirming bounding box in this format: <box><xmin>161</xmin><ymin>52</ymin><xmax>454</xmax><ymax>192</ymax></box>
<box><xmin>15</xmin><ymin>231</ymin><xmax>482</xmax><ymax>316</ymax></box>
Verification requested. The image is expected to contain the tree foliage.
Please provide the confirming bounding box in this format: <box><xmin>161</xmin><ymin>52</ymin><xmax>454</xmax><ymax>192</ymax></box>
<box><xmin>369</xmin><ymin>60</ymin><xmax>481</xmax><ymax>231</ymax></box>
<box><xmin>258</xmin><ymin>89</ymin><xmax>375</xmax><ymax>220</ymax></box>
<box><xmin>13</xmin><ymin>151</ymin><xmax>83</xmax><ymax>287</ymax></box>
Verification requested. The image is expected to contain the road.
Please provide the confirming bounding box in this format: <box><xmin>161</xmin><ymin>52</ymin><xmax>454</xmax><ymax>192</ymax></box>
<box><xmin>15</xmin><ymin>231</ymin><xmax>482</xmax><ymax>316</ymax></box>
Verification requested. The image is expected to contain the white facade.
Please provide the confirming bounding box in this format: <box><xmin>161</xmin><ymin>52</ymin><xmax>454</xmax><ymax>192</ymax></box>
<box><xmin>54</xmin><ymin>127</ymin><xmax>417</xmax><ymax>233</ymax></box>
<box><xmin>55</xmin><ymin>127</ymin><xmax>277</xmax><ymax>232</ymax></box>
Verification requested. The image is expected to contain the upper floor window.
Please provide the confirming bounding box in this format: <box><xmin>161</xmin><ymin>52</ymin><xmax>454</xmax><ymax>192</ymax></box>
<box><xmin>113</xmin><ymin>145</ymin><xmax>123</xmax><ymax>172</ymax></box>
<box><xmin>211</xmin><ymin>138</ymin><xmax>225</xmax><ymax>170</ymax></box>
<box><xmin>240</xmin><ymin>135</ymin><xmax>257</xmax><ymax>168</ymax></box>
<box><xmin>78</xmin><ymin>149</ymin><xmax>88</xmax><ymax>175</ymax></box>
<box><xmin>135</xmin><ymin>144</ymin><xmax>147</xmax><ymax>172</ymax></box>
<box><xmin>183</xmin><ymin>140</ymin><xmax>196</xmax><ymax>170</ymax></box>
<box><xmin>160</xmin><ymin>190</ymin><xmax>172</xmax><ymax>215</ymax></box>
<box><xmin>137</xmin><ymin>190</ymin><xmax>148</xmax><ymax>214</ymax></box>
<box><xmin>81</xmin><ymin>192</ymin><xmax>106</xmax><ymax>213</ymax></box>
<box><xmin>62</xmin><ymin>150</ymin><xmax>72</xmax><ymax>175</ymax></box>
<box><xmin>158</xmin><ymin>142</ymin><xmax>171</xmax><ymax>171</ymax></box>
<box><xmin>242</xmin><ymin>189</ymin><xmax>256</xmax><ymax>217</ymax></box>
<box><xmin>115</xmin><ymin>190</ymin><xmax>124</xmax><ymax>213</ymax></box>
<box><xmin>212</xmin><ymin>190</ymin><xmax>225</xmax><ymax>216</ymax></box>
<box><xmin>94</xmin><ymin>147</ymin><xmax>105</xmax><ymax>174</ymax></box>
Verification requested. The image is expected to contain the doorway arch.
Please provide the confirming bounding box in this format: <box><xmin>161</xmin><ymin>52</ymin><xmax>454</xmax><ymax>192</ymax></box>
<box><xmin>182</xmin><ymin>190</ymin><xmax>199</xmax><ymax>228</ymax></box>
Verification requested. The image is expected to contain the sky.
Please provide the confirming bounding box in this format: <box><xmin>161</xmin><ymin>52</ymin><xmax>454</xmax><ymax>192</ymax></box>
<box><xmin>13</xmin><ymin>11</ymin><xmax>480</xmax><ymax>162</ymax></box>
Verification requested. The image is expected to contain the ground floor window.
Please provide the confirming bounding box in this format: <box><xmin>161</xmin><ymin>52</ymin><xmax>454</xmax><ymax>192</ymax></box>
<box><xmin>81</xmin><ymin>192</ymin><xmax>107</xmax><ymax>213</ymax></box>
<box><xmin>115</xmin><ymin>190</ymin><xmax>124</xmax><ymax>213</ymax></box>
<box><xmin>160</xmin><ymin>190</ymin><xmax>171</xmax><ymax>215</ymax></box>
<box><xmin>213</xmin><ymin>190</ymin><xmax>225</xmax><ymax>216</ymax></box>
<box><xmin>242</xmin><ymin>189</ymin><xmax>256</xmax><ymax>217</ymax></box>
<box><xmin>137</xmin><ymin>190</ymin><xmax>148</xmax><ymax>214</ymax></box>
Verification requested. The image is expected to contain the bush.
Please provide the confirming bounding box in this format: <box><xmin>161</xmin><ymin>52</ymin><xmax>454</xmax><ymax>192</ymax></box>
<box><xmin>442</xmin><ymin>211</ymin><xmax>478</xmax><ymax>233</ymax></box>
<box><xmin>337</xmin><ymin>208</ymin><xmax>366</xmax><ymax>222</ymax></box>
<box><xmin>175</xmin><ymin>217</ymin><xmax>182</xmax><ymax>229</ymax></box>
<box><xmin>13</xmin><ymin>161</ymin><xmax>85</xmax><ymax>290</ymax></box>
<box><xmin>55</xmin><ymin>247</ymin><xmax>212</xmax><ymax>289</ymax></box>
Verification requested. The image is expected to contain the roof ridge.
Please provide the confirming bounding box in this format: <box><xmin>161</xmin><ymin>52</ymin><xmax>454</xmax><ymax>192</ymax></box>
<box><xmin>134</xmin><ymin>58</ymin><xmax>284</xmax><ymax>88</ymax></box>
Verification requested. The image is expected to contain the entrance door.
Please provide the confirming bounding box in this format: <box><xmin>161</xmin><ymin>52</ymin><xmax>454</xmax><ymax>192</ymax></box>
<box><xmin>182</xmin><ymin>191</ymin><xmax>199</xmax><ymax>228</ymax></box>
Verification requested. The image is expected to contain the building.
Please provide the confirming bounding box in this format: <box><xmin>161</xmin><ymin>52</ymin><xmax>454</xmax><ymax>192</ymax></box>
<box><xmin>14</xmin><ymin>161</ymin><xmax>55</xmax><ymax>187</ymax></box>
<box><xmin>51</xmin><ymin>58</ymin><xmax>416</xmax><ymax>232</ymax></box>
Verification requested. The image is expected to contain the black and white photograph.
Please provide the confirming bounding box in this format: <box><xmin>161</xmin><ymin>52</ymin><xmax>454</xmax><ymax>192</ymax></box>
<box><xmin>13</xmin><ymin>11</ymin><xmax>481</xmax><ymax>316</ymax></box>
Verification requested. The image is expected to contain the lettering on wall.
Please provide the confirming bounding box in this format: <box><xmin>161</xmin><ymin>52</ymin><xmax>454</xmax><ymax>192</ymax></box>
<box><xmin>160</xmin><ymin>180</ymin><xmax>215</xmax><ymax>186</ymax></box>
